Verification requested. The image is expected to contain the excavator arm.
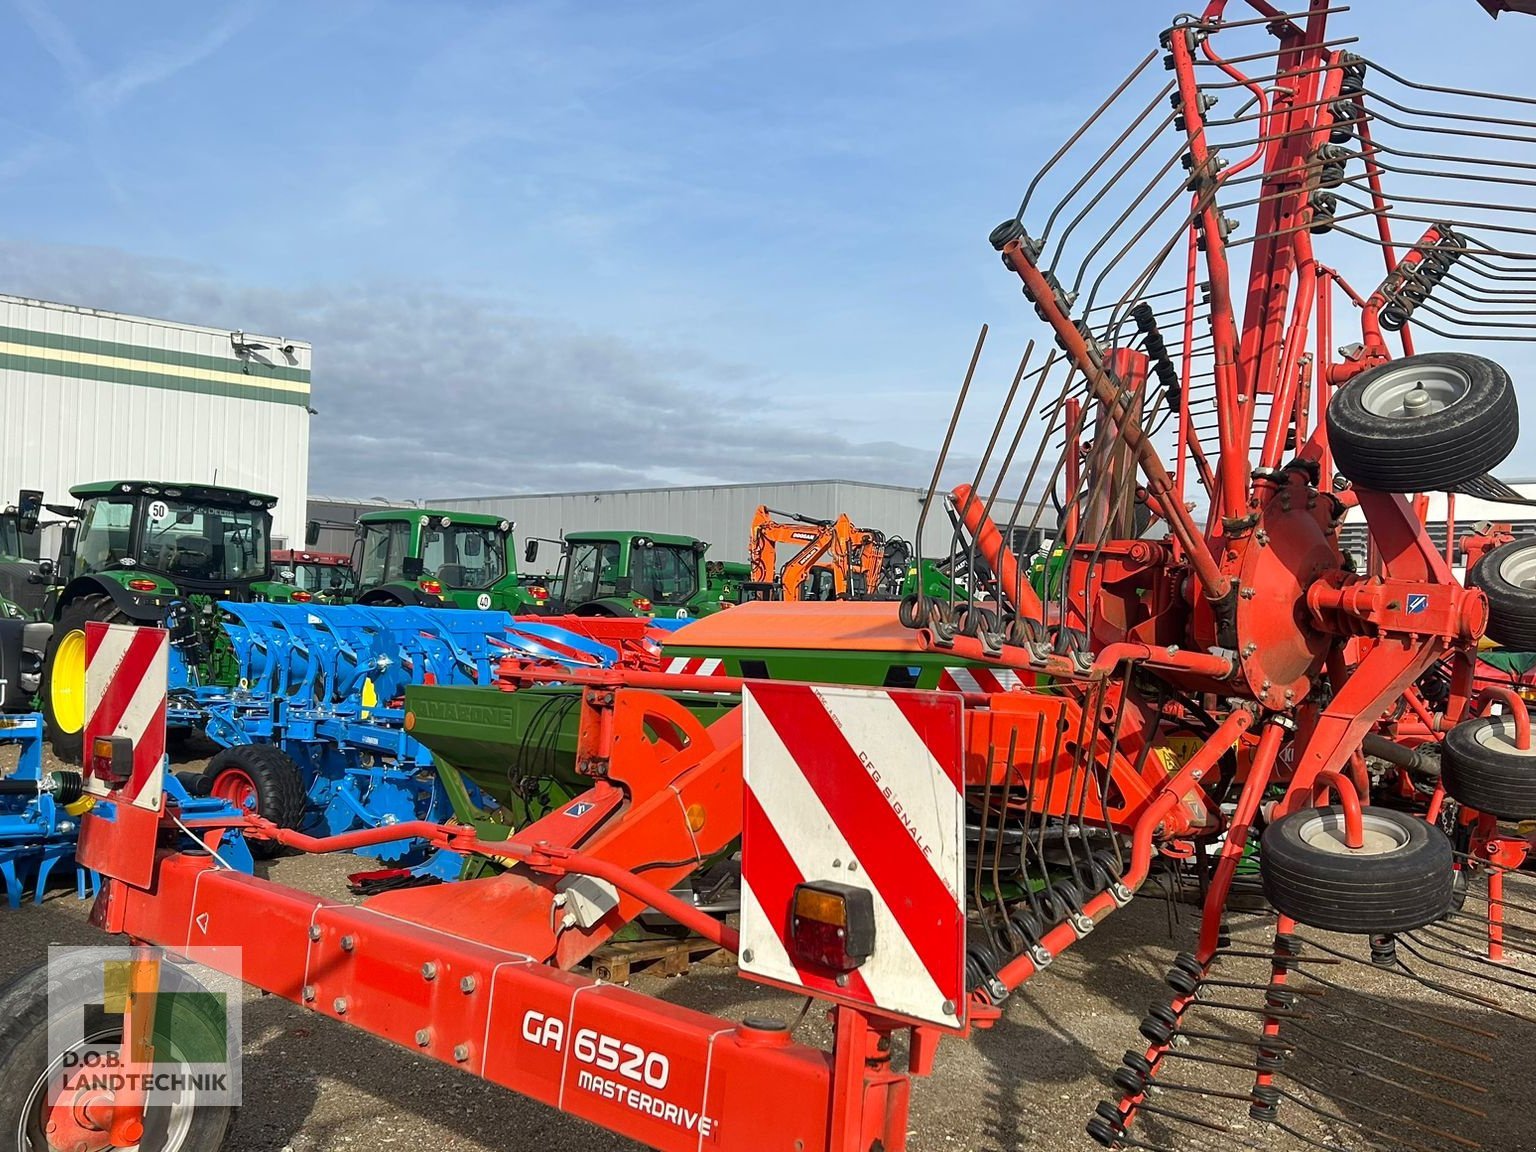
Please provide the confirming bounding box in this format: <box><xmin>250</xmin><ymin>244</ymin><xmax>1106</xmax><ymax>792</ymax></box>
<box><xmin>749</xmin><ymin>505</ymin><xmax>894</xmax><ymax>602</ymax></box>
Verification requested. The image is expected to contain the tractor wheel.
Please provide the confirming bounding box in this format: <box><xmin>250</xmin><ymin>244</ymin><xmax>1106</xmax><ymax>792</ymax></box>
<box><xmin>1326</xmin><ymin>352</ymin><xmax>1517</xmax><ymax>493</ymax></box>
<box><xmin>1259</xmin><ymin>805</ymin><xmax>1452</xmax><ymax>934</ymax></box>
<box><xmin>1467</xmin><ymin>538</ymin><xmax>1536</xmax><ymax>651</ymax></box>
<box><xmin>202</xmin><ymin>744</ymin><xmax>307</xmax><ymax>859</ymax></box>
<box><xmin>359</xmin><ymin>591</ymin><xmax>409</xmax><ymax>608</ymax></box>
<box><xmin>43</xmin><ymin>594</ymin><xmax>130</xmax><ymax>764</ymax></box>
<box><xmin>0</xmin><ymin>957</ymin><xmax>233</xmax><ymax>1151</ymax></box>
<box><xmin>1442</xmin><ymin>715</ymin><xmax>1536</xmax><ymax>821</ymax></box>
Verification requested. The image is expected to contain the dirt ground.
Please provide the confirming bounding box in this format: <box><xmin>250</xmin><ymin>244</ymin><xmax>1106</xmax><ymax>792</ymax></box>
<box><xmin>3</xmin><ymin>744</ymin><xmax>1533</xmax><ymax>1151</ymax></box>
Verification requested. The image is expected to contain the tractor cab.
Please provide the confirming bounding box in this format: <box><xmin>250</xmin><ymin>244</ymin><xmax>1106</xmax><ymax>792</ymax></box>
<box><xmin>38</xmin><ymin>480</ymin><xmax>296</xmax><ymax>760</ymax></box>
<box><xmin>534</xmin><ymin>531</ymin><xmax>730</xmax><ymax>619</ymax></box>
<box><xmin>274</xmin><ymin>548</ymin><xmax>356</xmax><ymax>603</ymax></box>
<box><xmin>341</xmin><ymin>509</ymin><xmax>546</xmax><ymax>613</ymax></box>
<box><xmin>46</xmin><ymin>481</ymin><xmax>286</xmax><ymax>607</ymax></box>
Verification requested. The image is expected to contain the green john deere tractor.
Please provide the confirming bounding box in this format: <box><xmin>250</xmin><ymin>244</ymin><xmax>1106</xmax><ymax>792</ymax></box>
<box><xmin>528</xmin><ymin>530</ymin><xmax>741</xmax><ymax>619</ymax></box>
<box><xmin>324</xmin><ymin>508</ymin><xmax>549</xmax><ymax>613</ymax></box>
<box><xmin>38</xmin><ymin>480</ymin><xmax>297</xmax><ymax>760</ymax></box>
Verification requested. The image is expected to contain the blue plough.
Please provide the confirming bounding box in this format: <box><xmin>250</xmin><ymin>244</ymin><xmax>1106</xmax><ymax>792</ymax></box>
<box><xmin>178</xmin><ymin>604</ymin><xmax>620</xmax><ymax>878</ymax></box>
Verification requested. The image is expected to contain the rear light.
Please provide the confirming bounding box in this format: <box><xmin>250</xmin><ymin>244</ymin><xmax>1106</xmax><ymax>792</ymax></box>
<box><xmin>126</xmin><ymin>578</ymin><xmax>158</xmax><ymax>593</ymax></box>
<box><xmin>291</xmin><ymin>590</ymin><xmax>313</xmax><ymax>602</ymax></box>
<box><xmin>420</xmin><ymin>579</ymin><xmax>443</xmax><ymax>595</ymax></box>
<box><xmin>631</xmin><ymin>597</ymin><xmax>653</xmax><ymax>613</ymax></box>
<box><xmin>89</xmin><ymin>735</ymin><xmax>134</xmax><ymax>785</ymax></box>
<box><xmin>529</xmin><ymin>585</ymin><xmax>549</xmax><ymax>600</ymax></box>
<box><xmin>789</xmin><ymin>881</ymin><xmax>875</xmax><ymax>972</ymax></box>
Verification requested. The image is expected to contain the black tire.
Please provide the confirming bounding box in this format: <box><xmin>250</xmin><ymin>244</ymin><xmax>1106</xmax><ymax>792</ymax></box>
<box><xmin>0</xmin><ymin>957</ymin><xmax>232</xmax><ymax>1151</ymax></box>
<box><xmin>359</xmin><ymin>589</ymin><xmax>410</xmax><ymax>607</ymax></box>
<box><xmin>1260</xmin><ymin>805</ymin><xmax>1452</xmax><ymax>934</ymax></box>
<box><xmin>1442</xmin><ymin>715</ymin><xmax>1536</xmax><ymax>820</ymax></box>
<box><xmin>43</xmin><ymin>594</ymin><xmax>130</xmax><ymax>764</ymax></box>
<box><xmin>1467</xmin><ymin>538</ymin><xmax>1536</xmax><ymax>651</ymax></box>
<box><xmin>1326</xmin><ymin>352</ymin><xmax>1517</xmax><ymax>493</ymax></box>
<box><xmin>202</xmin><ymin>744</ymin><xmax>307</xmax><ymax>859</ymax></box>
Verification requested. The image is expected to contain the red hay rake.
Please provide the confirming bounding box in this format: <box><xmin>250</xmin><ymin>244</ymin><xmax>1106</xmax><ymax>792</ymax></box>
<box><xmin>10</xmin><ymin>4</ymin><xmax>1536</xmax><ymax>1152</ymax></box>
<box><xmin>896</xmin><ymin>0</ymin><xmax>1536</xmax><ymax>1146</ymax></box>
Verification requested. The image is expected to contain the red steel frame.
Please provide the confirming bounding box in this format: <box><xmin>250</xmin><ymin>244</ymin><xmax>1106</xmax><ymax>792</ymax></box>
<box><xmin>79</xmin><ymin>673</ymin><xmax>929</xmax><ymax>1152</ymax></box>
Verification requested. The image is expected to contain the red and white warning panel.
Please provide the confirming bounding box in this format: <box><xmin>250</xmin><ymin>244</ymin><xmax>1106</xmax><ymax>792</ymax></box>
<box><xmin>82</xmin><ymin>621</ymin><xmax>169</xmax><ymax>813</ymax></box>
<box><xmin>740</xmin><ymin>682</ymin><xmax>967</xmax><ymax>1030</ymax></box>
<box><xmin>938</xmin><ymin>665</ymin><xmax>1024</xmax><ymax>694</ymax></box>
<box><xmin>662</xmin><ymin>656</ymin><xmax>724</xmax><ymax>676</ymax></box>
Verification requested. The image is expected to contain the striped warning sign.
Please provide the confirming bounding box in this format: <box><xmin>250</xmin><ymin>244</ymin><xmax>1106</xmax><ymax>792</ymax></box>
<box><xmin>83</xmin><ymin>622</ymin><xmax>168</xmax><ymax>813</ymax></box>
<box><xmin>939</xmin><ymin>665</ymin><xmax>1024</xmax><ymax>694</ymax></box>
<box><xmin>662</xmin><ymin>656</ymin><xmax>724</xmax><ymax>676</ymax></box>
<box><xmin>740</xmin><ymin>683</ymin><xmax>966</xmax><ymax>1028</ymax></box>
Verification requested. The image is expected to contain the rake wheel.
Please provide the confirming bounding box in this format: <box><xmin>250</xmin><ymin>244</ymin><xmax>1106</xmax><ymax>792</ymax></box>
<box><xmin>1325</xmin><ymin>352</ymin><xmax>1517</xmax><ymax>493</ymax></box>
<box><xmin>1259</xmin><ymin>806</ymin><xmax>1453</xmax><ymax>934</ymax></box>
<box><xmin>1468</xmin><ymin>538</ymin><xmax>1536</xmax><ymax>651</ymax></box>
<box><xmin>1443</xmin><ymin>715</ymin><xmax>1536</xmax><ymax>821</ymax></box>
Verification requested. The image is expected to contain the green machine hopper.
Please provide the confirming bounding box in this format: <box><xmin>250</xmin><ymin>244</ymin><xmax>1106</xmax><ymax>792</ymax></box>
<box><xmin>404</xmin><ymin>601</ymin><xmax>1030</xmax><ymax>837</ymax></box>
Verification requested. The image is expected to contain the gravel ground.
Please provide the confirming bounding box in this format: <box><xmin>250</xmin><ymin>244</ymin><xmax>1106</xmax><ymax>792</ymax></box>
<box><xmin>2</xmin><ymin>744</ymin><xmax>1532</xmax><ymax>1150</ymax></box>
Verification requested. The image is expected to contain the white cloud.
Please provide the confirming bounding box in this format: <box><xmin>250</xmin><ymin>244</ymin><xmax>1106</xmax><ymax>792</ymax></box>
<box><xmin>0</xmin><ymin>237</ymin><xmax>948</xmax><ymax>498</ymax></box>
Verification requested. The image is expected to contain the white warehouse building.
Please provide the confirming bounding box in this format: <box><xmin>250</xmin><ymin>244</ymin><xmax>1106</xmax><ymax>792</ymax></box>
<box><xmin>0</xmin><ymin>294</ymin><xmax>312</xmax><ymax>547</ymax></box>
<box><xmin>309</xmin><ymin>480</ymin><xmax>1057</xmax><ymax>566</ymax></box>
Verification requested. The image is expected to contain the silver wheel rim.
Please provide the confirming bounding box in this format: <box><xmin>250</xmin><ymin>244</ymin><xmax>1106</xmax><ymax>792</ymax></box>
<box><xmin>16</xmin><ymin>1027</ymin><xmax>199</xmax><ymax>1152</ymax></box>
<box><xmin>1496</xmin><ymin>543</ymin><xmax>1536</xmax><ymax>592</ymax></box>
<box><xmin>1473</xmin><ymin>716</ymin><xmax>1536</xmax><ymax>758</ymax></box>
<box><xmin>1358</xmin><ymin>361</ymin><xmax>1471</xmax><ymax>419</ymax></box>
<box><xmin>1295</xmin><ymin>810</ymin><xmax>1411</xmax><ymax>856</ymax></box>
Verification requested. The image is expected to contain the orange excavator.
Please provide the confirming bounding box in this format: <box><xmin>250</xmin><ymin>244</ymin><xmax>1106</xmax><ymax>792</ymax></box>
<box><xmin>745</xmin><ymin>505</ymin><xmax>887</xmax><ymax>601</ymax></box>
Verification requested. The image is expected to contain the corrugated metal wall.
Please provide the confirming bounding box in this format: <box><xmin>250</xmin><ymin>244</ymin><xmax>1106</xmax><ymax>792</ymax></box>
<box><xmin>303</xmin><ymin>497</ymin><xmax>412</xmax><ymax>556</ymax></box>
<box><xmin>0</xmin><ymin>294</ymin><xmax>312</xmax><ymax>547</ymax></box>
<box><xmin>304</xmin><ymin>481</ymin><xmax>1055</xmax><ymax>569</ymax></box>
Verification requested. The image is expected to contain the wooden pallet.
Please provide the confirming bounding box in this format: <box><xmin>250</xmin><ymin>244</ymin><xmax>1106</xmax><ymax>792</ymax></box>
<box><xmin>585</xmin><ymin>936</ymin><xmax>729</xmax><ymax>984</ymax></box>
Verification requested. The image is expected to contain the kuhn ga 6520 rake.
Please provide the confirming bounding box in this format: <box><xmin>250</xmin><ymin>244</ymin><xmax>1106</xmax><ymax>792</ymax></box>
<box><xmin>9</xmin><ymin>4</ymin><xmax>1536</xmax><ymax>1152</ymax></box>
<box><xmin>898</xmin><ymin>0</ymin><xmax>1536</xmax><ymax>1146</ymax></box>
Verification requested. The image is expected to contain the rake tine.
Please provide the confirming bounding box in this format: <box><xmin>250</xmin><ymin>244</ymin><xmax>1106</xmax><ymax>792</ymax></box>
<box><xmin>1285</xmin><ymin>1019</ymin><xmax>1489</xmax><ymax>1097</ymax></box>
<box><xmin>1269</xmin><ymin>1119</ymin><xmax>1376</xmax><ymax>1152</ymax></box>
<box><xmin>1397</xmin><ymin>933</ymin><xmax>1536</xmax><ymax>1000</ymax></box>
<box><xmin>911</xmin><ymin>323</ymin><xmax>988</xmax><ymax>600</ymax></box>
<box><xmin>1278</xmin><ymin>938</ymin><xmax>1504</xmax><ymax>1039</ymax></box>
<box><xmin>1279</xmin><ymin>1072</ymin><xmax>1482</xmax><ymax>1152</ymax></box>
<box><xmin>1131</xmin><ymin>1101</ymin><xmax>1238</xmax><ymax>1137</ymax></box>
<box><xmin>1429</xmin><ymin>915</ymin><xmax>1536</xmax><ymax>959</ymax></box>
<box><xmin>1293</xmin><ymin>970</ymin><xmax>1495</xmax><ymax>1060</ymax></box>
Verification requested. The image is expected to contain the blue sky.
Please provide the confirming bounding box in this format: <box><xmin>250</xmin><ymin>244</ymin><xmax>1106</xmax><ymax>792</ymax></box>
<box><xmin>1</xmin><ymin>1</ymin><xmax>1534</xmax><ymax>497</ymax></box>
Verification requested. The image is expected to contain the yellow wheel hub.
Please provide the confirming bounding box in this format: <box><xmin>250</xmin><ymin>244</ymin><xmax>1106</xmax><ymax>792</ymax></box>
<box><xmin>50</xmin><ymin>628</ymin><xmax>87</xmax><ymax>734</ymax></box>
